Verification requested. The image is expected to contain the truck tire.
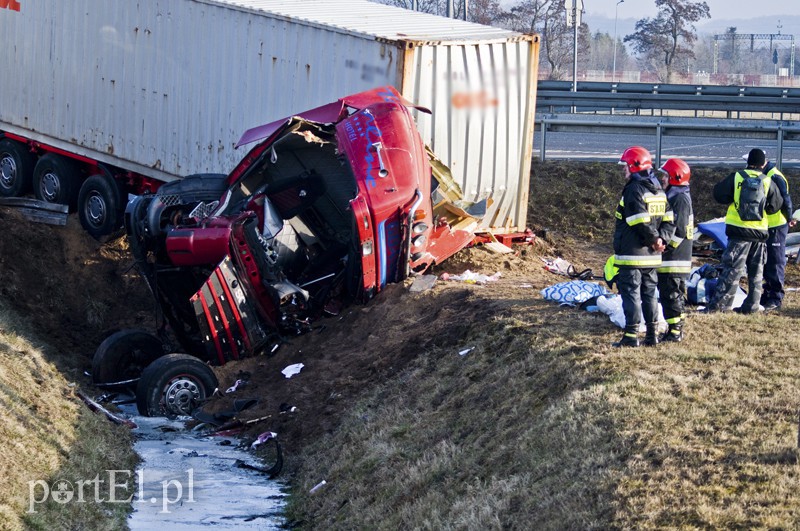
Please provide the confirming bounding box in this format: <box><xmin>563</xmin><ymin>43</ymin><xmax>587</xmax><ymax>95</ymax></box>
<box><xmin>136</xmin><ymin>353</ymin><xmax>218</xmax><ymax>417</ymax></box>
<box><xmin>79</xmin><ymin>173</ymin><xmax>123</xmax><ymax>238</ymax></box>
<box><xmin>92</xmin><ymin>329</ymin><xmax>164</xmax><ymax>390</ymax></box>
<box><xmin>0</xmin><ymin>139</ymin><xmax>35</xmax><ymax>197</ymax></box>
<box><xmin>33</xmin><ymin>153</ymin><xmax>81</xmax><ymax>208</ymax></box>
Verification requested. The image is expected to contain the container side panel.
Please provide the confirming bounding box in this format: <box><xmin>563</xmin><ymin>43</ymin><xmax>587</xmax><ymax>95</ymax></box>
<box><xmin>0</xmin><ymin>0</ymin><xmax>400</xmax><ymax>180</ymax></box>
<box><xmin>405</xmin><ymin>39</ymin><xmax>535</xmax><ymax>230</ymax></box>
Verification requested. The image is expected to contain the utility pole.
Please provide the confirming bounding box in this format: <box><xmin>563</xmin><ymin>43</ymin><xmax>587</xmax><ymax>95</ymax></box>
<box><xmin>568</xmin><ymin>0</ymin><xmax>583</xmax><ymax>94</ymax></box>
<box><xmin>613</xmin><ymin>0</ymin><xmax>624</xmax><ymax>82</ymax></box>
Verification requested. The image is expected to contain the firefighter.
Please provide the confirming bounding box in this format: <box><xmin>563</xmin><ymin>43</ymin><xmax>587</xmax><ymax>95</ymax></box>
<box><xmin>612</xmin><ymin>146</ymin><xmax>675</xmax><ymax>347</ymax></box>
<box><xmin>704</xmin><ymin>148</ymin><xmax>783</xmax><ymax>313</ymax></box>
<box><xmin>755</xmin><ymin>150</ymin><xmax>795</xmax><ymax>311</ymax></box>
<box><xmin>656</xmin><ymin>159</ymin><xmax>693</xmax><ymax>342</ymax></box>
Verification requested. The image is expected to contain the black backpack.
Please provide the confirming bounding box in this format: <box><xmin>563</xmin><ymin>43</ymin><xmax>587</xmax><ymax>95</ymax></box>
<box><xmin>736</xmin><ymin>170</ymin><xmax>766</xmax><ymax>222</ymax></box>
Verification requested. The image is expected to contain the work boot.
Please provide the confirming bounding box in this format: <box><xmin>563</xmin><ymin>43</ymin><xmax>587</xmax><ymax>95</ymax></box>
<box><xmin>613</xmin><ymin>325</ymin><xmax>639</xmax><ymax>348</ymax></box>
<box><xmin>644</xmin><ymin>322</ymin><xmax>659</xmax><ymax>347</ymax></box>
<box><xmin>660</xmin><ymin>323</ymin><xmax>683</xmax><ymax>343</ymax></box>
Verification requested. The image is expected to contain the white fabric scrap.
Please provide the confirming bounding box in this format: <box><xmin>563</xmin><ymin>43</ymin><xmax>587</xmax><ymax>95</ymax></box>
<box><xmin>440</xmin><ymin>270</ymin><xmax>501</xmax><ymax>284</ymax></box>
<box><xmin>595</xmin><ymin>294</ymin><xmax>667</xmax><ymax>332</ymax></box>
<box><xmin>251</xmin><ymin>431</ymin><xmax>277</xmax><ymax>450</ymax></box>
<box><xmin>281</xmin><ymin>363</ymin><xmax>304</xmax><ymax>379</ymax></box>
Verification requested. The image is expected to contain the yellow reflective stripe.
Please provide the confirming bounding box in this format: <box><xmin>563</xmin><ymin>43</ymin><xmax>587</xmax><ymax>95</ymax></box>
<box><xmin>662</xmin><ymin>211</ymin><xmax>674</xmax><ymax>222</ymax></box>
<box><xmin>627</xmin><ymin>212</ymin><xmax>651</xmax><ymax>225</ymax></box>
<box><xmin>657</xmin><ymin>266</ymin><xmax>692</xmax><ymax>273</ymax></box>
<box><xmin>665</xmin><ymin>316</ymin><xmax>682</xmax><ymax>325</ymax></box>
<box><xmin>624</xmin><ymin>332</ymin><xmax>637</xmax><ymax>338</ymax></box>
<box><xmin>615</xmin><ymin>254</ymin><xmax>662</xmax><ymax>266</ymax></box>
<box><xmin>668</xmin><ymin>235</ymin><xmax>683</xmax><ymax>248</ymax></box>
<box><xmin>615</xmin><ymin>211</ymin><xmax>622</xmax><ymax>219</ymax></box>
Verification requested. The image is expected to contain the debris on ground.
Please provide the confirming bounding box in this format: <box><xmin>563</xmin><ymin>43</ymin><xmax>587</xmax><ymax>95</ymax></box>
<box><xmin>440</xmin><ymin>270</ymin><xmax>502</xmax><ymax>284</ymax></box>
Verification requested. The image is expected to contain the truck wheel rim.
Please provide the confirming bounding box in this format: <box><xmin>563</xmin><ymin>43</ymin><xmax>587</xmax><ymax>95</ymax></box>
<box><xmin>163</xmin><ymin>376</ymin><xmax>201</xmax><ymax>415</ymax></box>
<box><xmin>0</xmin><ymin>155</ymin><xmax>16</xmax><ymax>190</ymax></box>
<box><xmin>85</xmin><ymin>193</ymin><xmax>106</xmax><ymax>227</ymax></box>
<box><xmin>40</xmin><ymin>171</ymin><xmax>60</xmax><ymax>201</ymax></box>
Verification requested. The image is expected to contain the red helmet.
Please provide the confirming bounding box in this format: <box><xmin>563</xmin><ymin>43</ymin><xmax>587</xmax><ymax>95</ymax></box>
<box><xmin>619</xmin><ymin>146</ymin><xmax>653</xmax><ymax>172</ymax></box>
<box><xmin>659</xmin><ymin>158</ymin><xmax>691</xmax><ymax>186</ymax></box>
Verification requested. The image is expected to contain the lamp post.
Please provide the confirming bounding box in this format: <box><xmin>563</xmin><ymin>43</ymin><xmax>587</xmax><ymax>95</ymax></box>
<box><xmin>612</xmin><ymin>0</ymin><xmax>624</xmax><ymax>82</ymax></box>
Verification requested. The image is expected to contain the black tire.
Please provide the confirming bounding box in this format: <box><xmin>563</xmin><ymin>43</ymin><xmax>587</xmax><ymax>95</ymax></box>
<box><xmin>92</xmin><ymin>329</ymin><xmax>164</xmax><ymax>389</ymax></box>
<box><xmin>136</xmin><ymin>353</ymin><xmax>218</xmax><ymax>417</ymax></box>
<box><xmin>0</xmin><ymin>138</ymin><xmax>35</xmax><ymax>197</ymax></box>
<box><xmin>33</xmin><ymin>153</ymin><xmax>81</xmax><ymax>208</ymax></box>
<box><xmin>79</xmin><ymin>173</ymin><xmax>123</xmax><ymax>238</ymax></box>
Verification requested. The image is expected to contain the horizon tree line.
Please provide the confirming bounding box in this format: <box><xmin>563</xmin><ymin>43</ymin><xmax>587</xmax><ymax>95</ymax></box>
<box><xmin>373</xmin><ymin>0</ymin><xmax>796</xmax><ymax>83</ymax></box>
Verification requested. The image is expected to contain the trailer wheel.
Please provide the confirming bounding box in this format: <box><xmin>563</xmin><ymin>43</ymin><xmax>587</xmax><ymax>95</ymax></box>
<box><xmin>79</xmin><ymin>173</ymin><xmax>123</xmax><ymax>238</ymax></box>
<box><xmin>33</xmin><ymin>153</ymin><xmax>80</xmax><ymax>208</ymax></box>
<box><xmin>92</xmin><ymin>329</ymin><xmax>164</xmax><ymax>390</ymax></box>
<box><xmin>136</xmin><ymin>353</ymin><xmax>218</xmax><ymax>417</ymax></box>
<box><xmin>0</xmin><ymin>139</ymin><xmax>35</xmax><ymax>197</ymax></box>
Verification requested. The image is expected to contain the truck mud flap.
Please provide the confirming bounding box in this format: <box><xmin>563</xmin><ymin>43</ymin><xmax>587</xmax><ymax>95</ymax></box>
<box><xmin>190</xmin><ymin>257</ymin><xmax>269</xmax><ymax>365</ymax></box>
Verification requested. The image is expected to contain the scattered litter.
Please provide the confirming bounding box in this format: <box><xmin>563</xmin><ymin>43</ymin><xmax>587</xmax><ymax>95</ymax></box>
<box><xmin>458</xmin><ymin>347</ymin><xmax>474</xmax><ymax>356</ymax></box>
<box><xmin>309</xmin><ymin>480</ymin><xmax>327</xmax><ymax>494</ymax></box>
<box><xmin>483</xmin><ymin>241</ymin><xmax>513</xmax><ymax>254</ymax></box>
<box><xmin>279</xmin><ymin>403</ymin><xmax>298</xmax><ymax>414</ymax></box>
<box><xmin>282</xmin><ymin>363</ymin><xmax>304</xmax><ymax>378</ymax></box>
<box><xmin>542</xmin><ymin>258</ymin><xmax>594</xmax><ymax>280</ymax></box>
<box><xmin>251</xmin><ymin>431</ymin><xmax>278</xmax><ymax>450</ymax></box>
<box><xmin>542</xmin><ymin>257</ymin><xmax>573</xmax><ymax>276</ymax></box>
<box><xmin>517</xmin><ymin>283</ymin><xmax>533</xmax><ymax>288</ymax></box>
<box><xmin>226</xmin><ymin>379</ymin><xmax>246</xmax><ymax>394</ymax></box>
<box><xmin>409</xmin><ymin>274</ymin><xmax>438</xmax><ymax>292</ymax></box>
<box><xmin>440</xmin><ymin>270</ymin><xmax>501</xmax><ymax>284</ymax></box>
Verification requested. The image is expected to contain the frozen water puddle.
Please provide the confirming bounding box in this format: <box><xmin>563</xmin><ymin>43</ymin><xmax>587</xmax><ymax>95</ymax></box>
<box><xmin>120</xmin><ymin>404</ymin><xmax>287</xmax><ymax>529</ymax></box>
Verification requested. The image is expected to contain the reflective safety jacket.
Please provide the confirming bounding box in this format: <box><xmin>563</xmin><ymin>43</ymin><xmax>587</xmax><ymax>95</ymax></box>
<box><xmin>657</xmin><ymin>185</ymin><xmax>693</xmax><ymax>275</ymax></box>
<box><xmin>613</xmin><ymin>171</ymin><xmax>675</xmax><ymax>268</ymax></box>
<box><xmin>713</xmin><ymin>168</ymin><xmax>783</xmax><ymax>242</ymax></box>
<box><xmin>765</xmin><ymin>164</ymin><xmax>792</xmax><ymax>228</ymax></box>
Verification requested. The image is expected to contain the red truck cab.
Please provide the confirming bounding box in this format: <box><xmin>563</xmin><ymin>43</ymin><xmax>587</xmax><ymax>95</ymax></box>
<box><xmin>105</xmin><ymin>87</ymin><xmax>468</xmax><ymax>416</ymax></box>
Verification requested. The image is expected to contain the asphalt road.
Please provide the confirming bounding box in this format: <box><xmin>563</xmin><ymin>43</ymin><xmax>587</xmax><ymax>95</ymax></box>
<box><xmin>533</xmin><ymin>121</ymin><xmax>800</xmax><ymax>168</ymax></box>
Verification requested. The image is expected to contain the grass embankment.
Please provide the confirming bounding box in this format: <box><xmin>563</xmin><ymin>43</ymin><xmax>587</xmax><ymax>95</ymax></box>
<box><xmin>0</xmin><ymin>298</ymin><xmax>137</xmax><ymax>531</ymax></box>
<box><xmin>286</xmin><ymin>161</ymin><xmax>800</xmax><ymax>528</ymax></box>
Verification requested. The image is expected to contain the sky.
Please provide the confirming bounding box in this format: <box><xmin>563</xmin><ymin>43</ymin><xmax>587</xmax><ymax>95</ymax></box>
<box><xmin>584</xmin><ymin>0</ymin><xmax>794</xmax><ymax>20</ymax></box>
<box><xmin>577</xmin><ymin>0</ymin><xmax>799</xmax><ymax>40</ymax></box>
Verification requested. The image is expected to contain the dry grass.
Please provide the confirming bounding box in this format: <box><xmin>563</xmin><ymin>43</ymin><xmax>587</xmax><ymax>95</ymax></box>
<box><xmin>0</xmin><ymin>300</ymin><xmax>137</xmax><ymax>530</ymax></box>
<box><xmin>285</xmin><ymin>161</ymin><xmax>800</xmax><ymax>529</ymax></box>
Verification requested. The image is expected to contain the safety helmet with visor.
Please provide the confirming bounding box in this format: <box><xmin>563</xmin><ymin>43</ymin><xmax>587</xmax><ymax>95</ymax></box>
<box><xmin>619</xmin><ymin>146</ymin><xmax>653</xmax><ymax>173</ymax></box>
<box><xmin>658</xmin><ymin>158</ymin><xmax>691</xmax><ymax>186</ymax></box>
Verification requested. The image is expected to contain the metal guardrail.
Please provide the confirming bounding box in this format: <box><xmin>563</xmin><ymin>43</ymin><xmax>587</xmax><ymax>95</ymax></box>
<box><xmin>536</xmin><ymin>80</ymin><xmax>800</xmax><ymax>116</ymax></box>
<box><xmin>536</xmin><ymin>117</ymin><xmax>800</xmax><ymax>168</ymax></box>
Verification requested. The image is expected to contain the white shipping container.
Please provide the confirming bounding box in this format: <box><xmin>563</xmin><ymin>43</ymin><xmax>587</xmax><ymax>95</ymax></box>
<box><xmin>0</xmin><ymin>0</ymin><xmax>539</xmax><ymax>230</ymax></box>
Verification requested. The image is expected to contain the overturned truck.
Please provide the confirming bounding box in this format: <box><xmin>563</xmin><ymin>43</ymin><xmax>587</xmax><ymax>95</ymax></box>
<box><xmin>93</xmin><ymin>87</ymin><xmax>476</xmax><ymax>416</ymax></box>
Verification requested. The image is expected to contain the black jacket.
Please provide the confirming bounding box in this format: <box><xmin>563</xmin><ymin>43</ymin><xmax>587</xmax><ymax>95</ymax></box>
<box><xmin>613</xmin><ymin>171</ymin><xmax>675</xmax><ymax>268</ymax></box>
<box><xmin>658</xmin><ymin>185</ymin><xmax>693</xmax><ymax>275</ymax></box>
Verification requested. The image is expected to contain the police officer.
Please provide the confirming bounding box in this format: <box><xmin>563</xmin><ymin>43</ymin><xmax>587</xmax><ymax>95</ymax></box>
<box><xmin>656</xmin><ymin>159</ymin><xmax>693</xmax><ymax>342</ymax></box>
<box><xmin>704</xmin><ymin>148</ymin><xmax>783</xmax><ymax>313</ymax></box>
<box><xmin>754</xmin><ymin>150</ymin><xmax>795</xmax><ymax>311</ymax></box>
<box><xmin>613</xmin><ymin>146</ymin><xmax>675</xmax><ymax>347</ymax></box>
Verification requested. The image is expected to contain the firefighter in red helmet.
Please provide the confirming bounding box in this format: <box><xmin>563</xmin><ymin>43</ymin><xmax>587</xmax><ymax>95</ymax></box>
<box><xmin>656</xmin><ymin>158</ymin><xmax>693</xmax><ymax>341</ymax></box>
<box><xmin>612</xmin><ymin>146</ymin><xmax>675</xmax><ymax>347</ymax></box>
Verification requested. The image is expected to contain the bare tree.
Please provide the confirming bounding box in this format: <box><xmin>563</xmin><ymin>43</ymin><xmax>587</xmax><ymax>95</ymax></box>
<box><xmin>623</xmin><ymin>0</ymin><xmax>710</xmax><ymax>82</ymax></box>
<box><xmin>466</xmin><ymin>0</ymin><xmax>504</xmax><ymax>25</ymax></box>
